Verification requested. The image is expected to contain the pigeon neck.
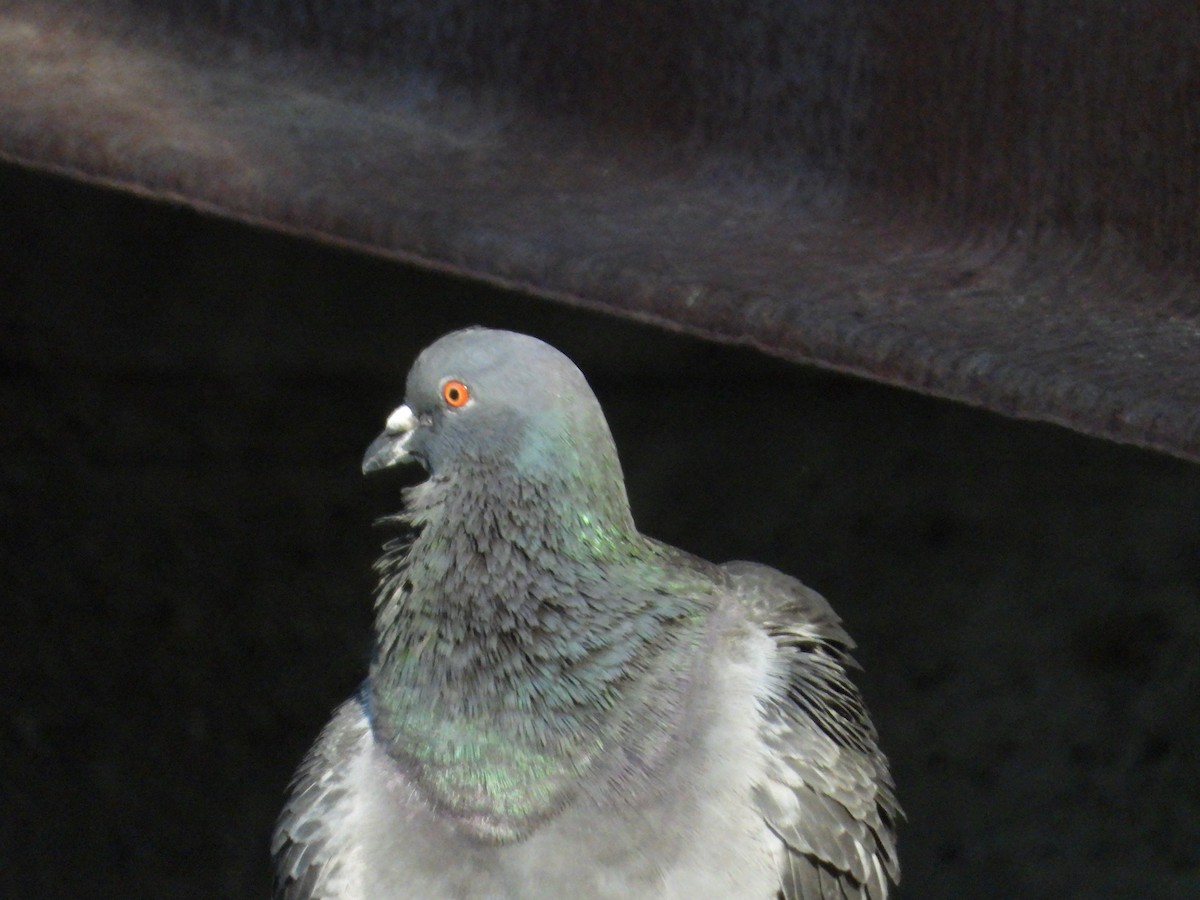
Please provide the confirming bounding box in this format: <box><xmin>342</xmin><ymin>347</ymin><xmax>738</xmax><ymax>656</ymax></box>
<box><xmin>364</xmin><ymin>470</ymin><xmax>712</xmax><ymax>841</ymax></box>
<box><xmin>369</xmin><ymin>468</ymin><xmax>657</xmax><ymax>697</ymax></box>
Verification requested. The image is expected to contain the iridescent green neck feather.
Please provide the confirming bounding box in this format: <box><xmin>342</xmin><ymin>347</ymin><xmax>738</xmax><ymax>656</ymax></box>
<box><xmin>367</xmin><ymin>421</ymin><xmax>715</xmax><ymax>843</ymax></box>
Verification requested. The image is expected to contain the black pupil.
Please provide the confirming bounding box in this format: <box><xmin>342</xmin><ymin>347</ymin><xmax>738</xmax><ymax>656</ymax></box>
<box><xmin>448</xmin><ymin>387</ymin><xmax>460</xmax><ymax>402</ymax></box>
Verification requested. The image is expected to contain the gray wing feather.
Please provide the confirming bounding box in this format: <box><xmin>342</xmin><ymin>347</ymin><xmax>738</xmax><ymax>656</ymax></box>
<box><xmin>272</xmin><ymin>697</ymin><xmax>370</xmax><ymax>900</ymax></box>
<box><xmin>724</xmin><ymin>561</ymin><xmax>902</xmax><ymax>900</ymax></box>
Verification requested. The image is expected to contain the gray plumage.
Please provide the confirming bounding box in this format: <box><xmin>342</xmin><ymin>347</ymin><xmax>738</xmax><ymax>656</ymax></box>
<box><xmin>273</xmin><ymin>328</ymin><xmax>900</xmax><ymax>899</ymax></box>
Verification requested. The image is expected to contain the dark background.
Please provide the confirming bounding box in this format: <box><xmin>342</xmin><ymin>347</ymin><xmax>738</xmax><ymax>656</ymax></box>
<box><xmin>3</xmin><ymin>162</ymin><xmax>1198</xmax><ymax>898</ymax></box>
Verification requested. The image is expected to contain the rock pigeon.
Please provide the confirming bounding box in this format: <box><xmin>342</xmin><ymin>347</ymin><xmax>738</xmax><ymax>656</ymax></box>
<box><xmin>272</xmin><ymin>328</ymin><xmax>900</xmax><ymax>899</ymax></box>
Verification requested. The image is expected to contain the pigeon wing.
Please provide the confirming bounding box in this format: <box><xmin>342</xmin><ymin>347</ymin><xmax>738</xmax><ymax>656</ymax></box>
<box><xmin>723</xmin><ymin>562</ymin><xmax>901</xmax><ymax>900</ymax></box>
<box><xmin>272</xmin><ymin>697</ymin><xmax>372</xmax><ymax>900</ymax></box>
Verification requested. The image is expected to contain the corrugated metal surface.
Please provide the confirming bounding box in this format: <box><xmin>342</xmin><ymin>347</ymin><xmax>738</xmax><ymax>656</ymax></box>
<box><xmin>3</xmin><ymin>0</ymin><xmax>1197</xmax><ymax>460</ymax></box>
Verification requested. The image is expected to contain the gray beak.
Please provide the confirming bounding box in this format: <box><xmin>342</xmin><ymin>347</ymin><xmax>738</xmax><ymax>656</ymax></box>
<box><xmin>362</xmin><ymin>404</ymin><xmax>419</xmax><ymax>474</ymax></box>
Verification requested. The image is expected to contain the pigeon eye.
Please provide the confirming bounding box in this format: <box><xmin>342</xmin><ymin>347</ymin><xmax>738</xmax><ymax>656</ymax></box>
<box><xmin>441</xmin><ymin>380</ymin><xmax>470</xmax><ymax>408</ymax></box>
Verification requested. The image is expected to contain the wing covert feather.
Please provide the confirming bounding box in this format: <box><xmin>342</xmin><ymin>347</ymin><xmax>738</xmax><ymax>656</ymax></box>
<box><xmin>272</xmin><ymin>698</ymin><xmax>371</xmax><ymax>900</ymax></box>
<box><xmin>723</xmin><ymin>561</ymin><xmax>901</xmax><ymax>900</ymax></box>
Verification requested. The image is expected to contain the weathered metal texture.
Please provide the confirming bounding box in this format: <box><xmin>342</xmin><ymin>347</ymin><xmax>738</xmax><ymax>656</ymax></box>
<box><xmin>2</xmin><ymin>1</ymin><xmax>1198</xmax><ymax>461</ymax></box>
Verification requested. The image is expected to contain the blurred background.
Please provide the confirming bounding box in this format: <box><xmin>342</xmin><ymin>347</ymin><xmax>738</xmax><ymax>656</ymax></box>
<box><xmin>2</xmin><ymin>161</ymin><xmax>1198</xmax><ymax>898</ymax></box>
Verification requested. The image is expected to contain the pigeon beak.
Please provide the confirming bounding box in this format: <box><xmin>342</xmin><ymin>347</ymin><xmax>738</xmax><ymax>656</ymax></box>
<box><xmin>362</xmin><ymin>404</ymin><xmax>419</xmax><ymax>474</ymax></box>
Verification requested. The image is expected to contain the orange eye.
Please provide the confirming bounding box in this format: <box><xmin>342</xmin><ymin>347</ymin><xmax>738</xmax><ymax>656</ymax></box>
<box><xmin>441</xmin><ymin>380</ymin><xmax>470</xmax><ymax>408</ymax></box>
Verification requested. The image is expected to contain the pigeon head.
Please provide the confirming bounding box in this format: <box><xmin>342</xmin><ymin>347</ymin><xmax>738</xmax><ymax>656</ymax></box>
<box><xmin>363</xmin><ymin>328</ymin><xmax>634</xmax><ymax>535</ymax></box>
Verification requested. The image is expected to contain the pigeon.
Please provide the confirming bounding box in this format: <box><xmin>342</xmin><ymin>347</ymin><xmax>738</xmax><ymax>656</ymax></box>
<box><xmin>272</xmin><ymin>328</ymin><xmax>900</xmax><ymax>899</ymax></box>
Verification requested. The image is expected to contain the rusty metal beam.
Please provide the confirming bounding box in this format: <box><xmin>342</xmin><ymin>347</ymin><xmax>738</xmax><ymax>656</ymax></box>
<box><xmin>3</xmin><ymin>1</ymin><xmax>1198</xmax><ymax>461</ymax></box>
